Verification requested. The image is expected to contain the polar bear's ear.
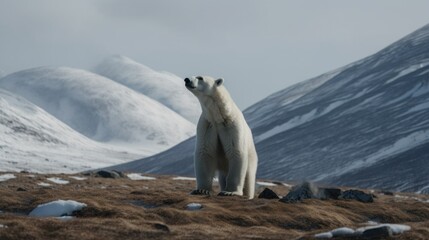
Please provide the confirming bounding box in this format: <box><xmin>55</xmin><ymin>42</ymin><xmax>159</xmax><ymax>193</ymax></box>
<box><xmin>215</xmin><ymin>78</ymin><xmax>224</xmax><ymax>86</ymax></box>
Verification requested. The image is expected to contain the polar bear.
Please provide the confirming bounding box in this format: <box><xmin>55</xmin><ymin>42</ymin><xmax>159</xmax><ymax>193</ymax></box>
<box><xmin>184</xmin><ymin>76</ymin><xmax>258</xmax><ymax>199</ymax></box>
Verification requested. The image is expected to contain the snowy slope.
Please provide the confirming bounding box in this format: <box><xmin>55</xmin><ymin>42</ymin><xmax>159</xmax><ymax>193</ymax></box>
<box><xmin>0</xmin><ymin>67</ymin><xmax>195</xmax><ymax>154</ymax></box>
<box><xmin>0</xmin><ymin>88</ymin><xmax>141</xmax><ymax>173</ymax></box>
<box><xmin>108</xmin><ymin>24</ymin><xmax>429</xmax><ymax>193</ymax></box>
<box><xmin>94</xmin><ymin>55</ymin><xmax>201</xmax><ymax>123</ymax></box>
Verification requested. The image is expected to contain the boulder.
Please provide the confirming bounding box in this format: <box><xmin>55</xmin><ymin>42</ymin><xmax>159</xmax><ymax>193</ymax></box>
<box><xmin>258</xmin><ymin>188</ymin><xmax>280</xmax><ymax>199</ymax></box>
<box><xmin>362</xmin><ymin>226</ymin><xmax>393</xmax><ymax>238</ymax></box>
<box><xmin>95</xmin><ymin>170</ymin><xmax>124</xmax><ymax>179</ymax></box>
<box><xmin>320</xmin><ymin>188</ymin><xmax>342</xmax><ymax>200</ymax></box>
<box><xmin>340</xmin><ymin>189</ymin><xmax>374</xmax><ymax>203</ymax></box>
<box><xmin>280</xmin><ymin>182</ymin><xmax>318</xmax><ymax>203</ymax></box>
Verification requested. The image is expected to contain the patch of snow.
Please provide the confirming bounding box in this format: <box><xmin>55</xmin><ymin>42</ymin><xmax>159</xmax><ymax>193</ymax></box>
<box><xmin>386</xmin><ymin>63</ymin><xmax>427</xmax><ymax>84</ymax></box>
<box><xmin>315</xmin><ymin>129</ymin><xmax>429</xmax><ymax>181</ymax></box>
<box><xmin>47</xmin><ymin>177</ymin><xmax>69</xmax><ymax>185</ymax></box>
<box><xmin>127</xmin><ymin>173</ymin><xmax>156</xmax><ymax>180</ymax></box>
<box><xmin>55</xmin><ymin>216</ymin><xmax>75</xmax><ymax>221</ymax></box>
<box><xmin>256</xmin><ymin>181</ymin><xmax>277</xmax><ymax>187</ymax></box>
<box><xmin>37</xmin><ymin>182</ymin><xmax>51</xmax><ymax>187</ymax></box>
<box><xmin>26</xmin><ymin>174</ymin><xmax>36</xmax><ymax>178</ymax></box>
<box><xmin>172</xmin><ymin>176</ymin><xmax>196</xmax><ymax>181</ymax></box>
<box><xmin>366</xmin><ymin>221</ymin><xmax>379</xmax><ymax>226</ymax></box>
<box><xmin>255</xmin><ymin>99</ymin><xmax>348</xmax><ymax>143</ymax></box>
<box><xmin>255</xmin><ymin>109</ymin><xmax>317</xmax><ymax>142</ymax></box>
<box><xmin>314</xmin><ymin>232</ymin><xmax>333</xmax><ymax>239</ymax></box>
<box><xmin>69</xmin><ymin>176</ymin><xmax>87</xmax><ymax>181</ymax></box>
<box><xmin>0</xmin><ymin>224</ymin><xmax>7</xmax><ymax>228</ymax></box>
<box><xmin>403</xmin><ymin>101</ymin><xmax>429</xmax><ymax>115</ymax></box>
<box><xmin>29</xmin><ymin>200</ymin><xmax>87</xmax><ymax>217</ymax></box>
<box><xmin>186</xmin><ymin>203</ymin><xmax>203</xmax><ymax>211</ymax></box>
<box><xmin>416</xmin><ymin>185</ymin><xmax>429</xmax><ymax>196</ymax></box>
<box><xmin>0</xmin><ymin>174</ymin><xmax>15</xmax><ymax>182</ymax></box>
<box><xmin>394</xmin><ymin>194</ymin><xmax>423</xmax><ymax>202</ymax></box>
<box><xmin>330</xmin><ymin>227</ymin><xmax>355</xmax><ymax>237</ymax></box>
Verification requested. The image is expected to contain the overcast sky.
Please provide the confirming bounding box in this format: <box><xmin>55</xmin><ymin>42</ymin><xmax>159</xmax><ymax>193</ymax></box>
<box><xmin>1</xmin><ymin>0</ymin><xmax>429</xmax><ymax>109</ymax></box>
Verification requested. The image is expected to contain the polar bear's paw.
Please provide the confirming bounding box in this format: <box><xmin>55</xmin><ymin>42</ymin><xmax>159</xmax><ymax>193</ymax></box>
<box><xmin>218</xmin><ymin>191</ymin><xmax>241</xmax><ymax>197</ymax></box>
<box><xmin>190</xmin><ymin>189</ymin><xmax>211</xmax><ymax>196</ymax></box>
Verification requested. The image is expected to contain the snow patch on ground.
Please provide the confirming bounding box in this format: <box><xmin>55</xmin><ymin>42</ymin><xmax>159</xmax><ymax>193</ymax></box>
<box><xmin>0</xmin><ymin>224</ymin><xmax>7</xmax><ymax>228</ymax></box>
<box><xmin>29</xmin><ymin>200</ymin><xmax>87</xmax><ymax>217</ymax></box>
<box><xmin>314</xmin><ymin>232</ymin><xmax>333</xmax><ymax>239</ymax></box>
<box><xmin>0</xmin><ymin>174</ymin><xmax>15</xmax><ymax>182</ymax></box>
<box><xmin>172</xmin><ymin>176</ymin><xmax>196</xmax><ymax>181</ymax></box>
<box><xmin>256</xmin><ymin>181</ymin><xmax>277</xmax><ymax>187</ymax></box>
<box><xmin>69</xmin><ymin>176</ymin><xmax>87</xmax><ymax>181</ymax></box>
<box><xmin>186</xmin><ymin>203</ymin><xmax>202</xmax><ymax>211</ymax></box>
<box><xmin>47</xmin><ymin>177</ymin><xmax>69</xmax><ymax>185</ymax></box>
<box><xmin>37</xmin><ymin>182</ymin><xmax>51</xmax><ymax>187</ymax></box>
<box><xmin>127</xmin><ymin>173</ymin><xmax>156</xmax><ymax>180</ymax></box>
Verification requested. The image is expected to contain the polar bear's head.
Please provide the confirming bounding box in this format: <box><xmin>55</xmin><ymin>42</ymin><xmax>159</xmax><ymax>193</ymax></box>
<box><xmin>184</xmin><ymin>76</ymin><xmax>224</xmax><ymax>96</ymax></box>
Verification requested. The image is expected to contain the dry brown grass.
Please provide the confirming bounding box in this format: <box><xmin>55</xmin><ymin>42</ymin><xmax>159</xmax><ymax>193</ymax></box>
<box><xmin>0</xmin><ymin>172</ymin><xmax>428</xmax><ymax>239</ymax></box>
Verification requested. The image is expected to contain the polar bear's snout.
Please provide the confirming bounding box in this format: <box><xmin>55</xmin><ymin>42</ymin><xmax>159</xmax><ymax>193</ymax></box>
<box><xmin>184</xmin><ymin>78</ymin><xmax>196</xmax><ymax>89</ymax></box>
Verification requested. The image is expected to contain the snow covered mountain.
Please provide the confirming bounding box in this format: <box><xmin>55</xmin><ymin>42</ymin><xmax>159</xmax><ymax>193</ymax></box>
<box><xmin>94</xmin><ymin>55</ymin><xmax>201</xmax><ymax>123</ymax></box>
<box><xmin>0</xmin><ymin>88</ymin><xmax>141</xmax><ymax>173</ymax></box>
<box><xmin>108</xmin><ymin>24</ymin><xmax>429</xmax><ymax>193</ymax></box>
<box><xmin>0</xmin><ymin>67</ymin><xmax>195</xmax><ymax>154</ymax></box>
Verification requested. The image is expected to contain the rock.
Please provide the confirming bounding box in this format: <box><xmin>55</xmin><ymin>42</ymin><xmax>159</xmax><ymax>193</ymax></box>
<box><xmin>340</xmin><ymin>189</ymin><xmax>374</xmax><ymax>203</ymax></box>
<box><xmin>362</xmin><ymin>226</ymin><xmax>393</xmax><ymax>238</ymax></box>
<box><xmin>320</xmin><ymin>188</ymin><xmax>342</xmax><ymax>200</ymax></box>
<box><xmin>330</xmin><ymin>227</ymin><xmax>356</xmax><ymax>237</ymax></box>
<box><xmin>95</xmin><ymin>170</ymin><xmax>123</xmax><ymax>179</ymax></box>
<box><xmin>279</xmin><ymin>182</ymin><xmax>318</xmax><ymax>203</ymax></box>
<box><xmin>258</xmin><ymin>188</ymin><xmax>280</xmax><ymax>199</ymax></box>
<box><xmin>16</xmin><ymin>187</ymin><xmax>26</xmax><ymax>191</ymax></box>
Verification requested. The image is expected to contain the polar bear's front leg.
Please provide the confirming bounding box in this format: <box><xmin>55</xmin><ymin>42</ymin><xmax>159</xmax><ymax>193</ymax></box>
<box><xmin>192</xmin><ymin>157</ymin><xmax>215</xmax><ymax>195</ymax></box>
<box><xmin>218</xmin><ymin>152</ymin><xmax>248</xmax><ymax>197</ymax></box>
<box><xmin>218</xmin><ymin>126</ymin><xmax>248</xmax><ymax>197</ymax></box>
<box><xmin>191</xmin><ymin>152</ymin><xmax>217</xmax><ymax>196</ymax></box>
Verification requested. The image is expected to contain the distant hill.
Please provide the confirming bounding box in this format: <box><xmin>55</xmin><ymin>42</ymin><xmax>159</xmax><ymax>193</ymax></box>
<box><xmin>94</xmin><ymin>55</ymin><xmax>200</xmax><ymax>123</ymax></box>
<box><xmin>0</xmin><ymin>67</ymin><xmax>195</xmax><ymax>154</ymax></box>
<box><xmin>0</xmin><ymin>88</ymin><xmax>141</xmax><ymax>173</ymax></box>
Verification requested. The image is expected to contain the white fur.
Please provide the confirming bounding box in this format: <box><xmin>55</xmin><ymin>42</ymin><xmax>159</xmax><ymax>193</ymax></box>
<box><xmin>185</xmin><ymin>76</ymin><xmax>258</xmax><ymax>199</ymax></box>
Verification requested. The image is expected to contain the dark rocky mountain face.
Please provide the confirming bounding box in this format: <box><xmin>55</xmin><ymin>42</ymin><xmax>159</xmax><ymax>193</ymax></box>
<box><xmin>110</xmin><ymin>24</ymin><xmax>429</xmax><ymax>193</ymax></box>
